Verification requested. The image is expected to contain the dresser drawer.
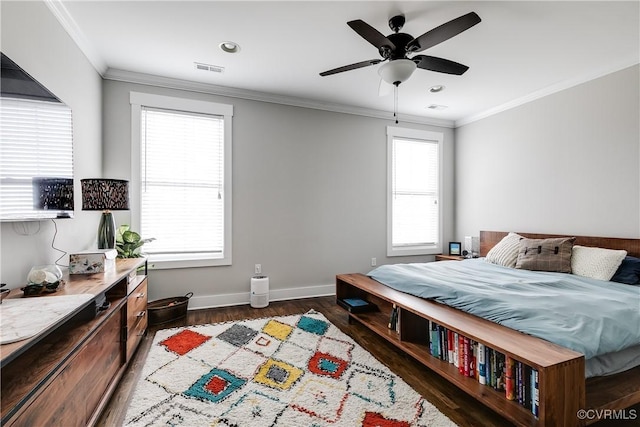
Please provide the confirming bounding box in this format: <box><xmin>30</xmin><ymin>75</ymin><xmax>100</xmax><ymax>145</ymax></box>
<box><xmin>126</xmin><ymin>279</ymin><xmax>147</xmax><ymax>360</ymax></box>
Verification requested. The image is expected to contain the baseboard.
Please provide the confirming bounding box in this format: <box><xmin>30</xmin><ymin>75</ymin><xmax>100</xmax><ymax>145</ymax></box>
<box><xmin>188</xmin><ymin>283</ymin><xmax>335</xmax><ymax>310</ymax></box>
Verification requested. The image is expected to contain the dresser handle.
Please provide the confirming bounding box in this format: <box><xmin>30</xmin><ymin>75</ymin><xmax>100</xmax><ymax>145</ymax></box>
<box><xmin>137</xmin><ymin>311</ymin><xmax>146</xmax><ymax>318</ymax></box>
<box><xmin>137</xmin><ymin>292</ymin><xmax>146</xmax><ymax>299</ymax></box>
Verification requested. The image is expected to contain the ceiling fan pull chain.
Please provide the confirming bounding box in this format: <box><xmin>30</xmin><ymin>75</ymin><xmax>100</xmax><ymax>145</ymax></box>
<box><xmin>394</xmin><ymin>84</ymin><xmax>398</xmax><ymax>124</ymax></box>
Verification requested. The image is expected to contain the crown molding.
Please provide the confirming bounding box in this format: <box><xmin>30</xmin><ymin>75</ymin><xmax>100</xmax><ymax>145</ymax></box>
<box><xmin>104</xmin><ymin>68</ymin><xmax>455</xmax><ymax>128</ymax></box>
<box><xmin>456</xmin><ymin>58</ymin><xmax>640</xmax><ymax>127</ymax></box>
<box><xmin>44</xmin><ymin>0</ymin><xmax>108</xmax><ymax>75</ymax></box>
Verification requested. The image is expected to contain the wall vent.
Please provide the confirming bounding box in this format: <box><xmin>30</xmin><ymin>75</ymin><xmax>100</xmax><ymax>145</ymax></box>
<box><xmin>194</xmin><ymin>62</ymin><xmax>224</xmax><ymax>73</ymax></box>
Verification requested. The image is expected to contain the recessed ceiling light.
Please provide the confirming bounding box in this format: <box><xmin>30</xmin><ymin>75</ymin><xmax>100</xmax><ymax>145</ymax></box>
<box><xmin>429</xmin><ymin>85</ymin><xmax>445</xmax><ymax>93</ymax></box>
<box><xmin>219</xmin><ymin>41</ymin><xmax>240</xmax><ymax>53</ymax></box>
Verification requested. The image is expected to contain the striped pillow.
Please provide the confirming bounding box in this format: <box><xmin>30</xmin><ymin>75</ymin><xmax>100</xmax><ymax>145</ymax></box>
<box><xmin>485</xmin><ymin>232</ymin><xmax>522</xmax><ymax>268</ymax></box>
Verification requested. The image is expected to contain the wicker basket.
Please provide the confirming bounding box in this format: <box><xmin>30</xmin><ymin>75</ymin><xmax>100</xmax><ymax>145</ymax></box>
<box><xmin>147</xmin><ymin>292</ymin><xmax>193</xmax><ymax>326</ymax></box>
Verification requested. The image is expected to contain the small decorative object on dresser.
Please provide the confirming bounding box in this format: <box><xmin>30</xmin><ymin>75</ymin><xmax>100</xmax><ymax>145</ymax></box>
<box><xmin>22</xmin><ymin>265</ymin><xmax>64</xmax><ymax>296</ymax></box>
<box><xmin>448</xmin><ymin>241</ymin><xmax>461</xmax><ymax>256</ymax></box>
<box><xmin>69</xmin><ymin>249</ymin><xmax>117</xmax><ymax>274</ymax></box>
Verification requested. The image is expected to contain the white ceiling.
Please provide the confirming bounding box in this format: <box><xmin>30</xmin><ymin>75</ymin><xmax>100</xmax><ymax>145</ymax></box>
<box><xmin>56</xmin><ymin>1</ymin><xmax>639</xmax><ymax>126</ymax></box>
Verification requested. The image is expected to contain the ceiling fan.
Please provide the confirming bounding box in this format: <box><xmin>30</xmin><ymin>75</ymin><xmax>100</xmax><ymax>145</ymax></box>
<box><xmin>319</xmin><ymin>12</ymin><xmax>481</xmax><ymax>85</ymax></box>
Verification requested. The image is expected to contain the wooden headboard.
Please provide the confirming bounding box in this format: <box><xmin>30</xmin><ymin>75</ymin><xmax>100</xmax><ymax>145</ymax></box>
<box><xmin>480</xmin><ymin>230</ymin><xmax>640</xmax><ymax>258</ymax></box>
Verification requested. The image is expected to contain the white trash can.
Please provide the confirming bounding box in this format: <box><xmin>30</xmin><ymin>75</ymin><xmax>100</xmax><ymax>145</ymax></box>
<box><xmin>250</xmin><ymin>275</ymin><xmax>269</xmax><ymax>308</ymax></box>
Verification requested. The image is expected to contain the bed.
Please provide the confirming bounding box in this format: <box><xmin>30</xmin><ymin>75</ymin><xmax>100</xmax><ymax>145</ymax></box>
<box><xmin>336</xmin><ymin>231</ymin><xmax>640</xmax><ymax>426</ymax></box>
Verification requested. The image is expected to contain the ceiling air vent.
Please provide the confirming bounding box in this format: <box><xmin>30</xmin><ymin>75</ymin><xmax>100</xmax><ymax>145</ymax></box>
<box><xmin>194</xmin><ymin>62</ymin><xmax>224</xmax><ymax>73</ymax></box>
<box><xmin>426</xmin><ymin>104</ymin><xmax>448</xmax><ymax>111</ymax></box>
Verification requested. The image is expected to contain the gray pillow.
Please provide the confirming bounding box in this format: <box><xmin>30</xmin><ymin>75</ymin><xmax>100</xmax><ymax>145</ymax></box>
<box><xmin>515</xmin><ymin>237</ymin><xmax>576</xmax><ymax>273</ymax></box>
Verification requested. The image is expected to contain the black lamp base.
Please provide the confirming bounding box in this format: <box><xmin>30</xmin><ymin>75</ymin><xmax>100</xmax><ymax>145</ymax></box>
<box><xmin>97</xmin><ymin>211</ymin><xmax>116</xmax><ymax>249</ymax></box>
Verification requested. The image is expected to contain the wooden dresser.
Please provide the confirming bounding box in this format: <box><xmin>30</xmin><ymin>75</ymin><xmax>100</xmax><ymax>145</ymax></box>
<box><xmin>0</xmin><ymin>258</ymin><xmax>148</xmax><ymax>426</ymax></box>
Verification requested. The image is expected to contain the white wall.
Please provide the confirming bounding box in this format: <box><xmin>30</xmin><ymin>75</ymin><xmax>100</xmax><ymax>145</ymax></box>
<box><xmin>0</xmin><ymin>1</ymin><xmax>103</xmax><ymax>288</ymax></box>
<box><xmin>455</xmin><ymin>65</ymin><xmax>640</xmax><ymax>240</ymax></box>
<box><xmin>102</xmin><ymin>80</ymin><xmax>455</xmax><ymax>306</ymax></box>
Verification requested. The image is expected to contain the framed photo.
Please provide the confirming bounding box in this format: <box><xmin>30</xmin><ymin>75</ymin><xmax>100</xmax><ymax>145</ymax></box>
<box><xmin>449</xmin><ymin>242</ymin><xmax>461</xmax><ymax>256</ymax></box>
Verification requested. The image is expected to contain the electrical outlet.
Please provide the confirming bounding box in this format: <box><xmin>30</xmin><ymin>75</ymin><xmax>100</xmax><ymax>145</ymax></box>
<box><xmin>255</xmin><ymin>264</ymin><xmax>261</xmax><ymax>274</ymax></box>
<box><xmin>371</xmin><ymin>258</ymin><xmax>377</xmax><ymax>267</ymax></box>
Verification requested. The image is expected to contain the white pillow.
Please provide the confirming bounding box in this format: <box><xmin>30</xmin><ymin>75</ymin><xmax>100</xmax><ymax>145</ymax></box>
<box><xmin>485</xmin><ymin>232</ymin><xmax>523</xmax><ymax>268</ymax></box>
<box><xmin>571</xmin><ymin>245</ymin><xmax>627</xmax><ymax>281</ymax></box>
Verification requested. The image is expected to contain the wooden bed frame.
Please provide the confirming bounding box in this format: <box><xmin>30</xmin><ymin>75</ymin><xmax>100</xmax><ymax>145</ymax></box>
<box><xmin>335</xmin><ymin>231</ymin><xmax>640</xmax><ymax>427</ymax></box>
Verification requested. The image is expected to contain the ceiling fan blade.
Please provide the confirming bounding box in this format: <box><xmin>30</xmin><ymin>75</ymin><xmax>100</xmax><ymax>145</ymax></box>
<box><xmin>407</xmin><ymin>12</ymin><xmax>481</xmax><ymax>53</ymax></box>
<box><xmin>347</xmin><ymin>20</ymin><xmax>396</xmax><ymax>51</ymax></box>
<box><xmin>413</xmin><ymin>55</ymin><xmax>469</xmax><ymax>75</ymax></box>
<box><xmin>319</xmin><ymin>59</ymin><xmax>382</xmax><ymax>77</ymax></box>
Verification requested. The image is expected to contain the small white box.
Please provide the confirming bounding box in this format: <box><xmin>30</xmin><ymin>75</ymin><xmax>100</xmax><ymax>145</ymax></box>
<box><xmin>69</xmin><ymin>249</ymin><xmax>117</xmax><ymax>274</ymax></box>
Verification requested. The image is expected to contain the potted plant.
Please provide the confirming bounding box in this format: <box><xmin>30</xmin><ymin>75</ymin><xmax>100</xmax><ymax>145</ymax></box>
<box><xmin>115</xmin><ymin>225</ymin><xmax>155</xmax><ymax>258</ymax></box>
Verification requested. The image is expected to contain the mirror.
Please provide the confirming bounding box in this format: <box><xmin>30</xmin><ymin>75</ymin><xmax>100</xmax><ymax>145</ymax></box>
<box><xmin>0</xmin><ymin>52</ymin><xmax>74</xmax><ymax>221</ymax></box>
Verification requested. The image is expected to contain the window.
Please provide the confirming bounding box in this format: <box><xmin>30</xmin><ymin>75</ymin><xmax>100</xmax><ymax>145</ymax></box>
<box><xmin>130</xmin><ymin>92</ymin><xmax>232</xmax><ymax>268</ymax></box>
<box><xmin>387</xmin><ymin>126</ymin><xmax>443</xmax><ymax>256</ymax></box>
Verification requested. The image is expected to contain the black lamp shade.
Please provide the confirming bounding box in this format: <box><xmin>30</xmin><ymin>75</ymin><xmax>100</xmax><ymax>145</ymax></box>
<box><xmin>81</xmin><ymin>179</ymin><xmax>129</xmax><ymax>211</ymax></box>
<box><xmin>32</xmin><ymin>177</ymin><xmax>74</xmax><ymax>212</ymax></box>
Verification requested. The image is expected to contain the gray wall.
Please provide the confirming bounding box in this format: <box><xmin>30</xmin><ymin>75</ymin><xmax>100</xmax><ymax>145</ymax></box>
<box><xmin>0</xmin><ymin>1</ymin><xmax>103</xmax><ymax>288</ymax></box>
<box><xmin>455</xmin><ymin>65</ymin><xmax>640</xmax><ymax>240</ymax></box>
<box><xmin>102</xmin><ymin>80</ymin><xmax>455</xmax><ymax>306</ymax></box>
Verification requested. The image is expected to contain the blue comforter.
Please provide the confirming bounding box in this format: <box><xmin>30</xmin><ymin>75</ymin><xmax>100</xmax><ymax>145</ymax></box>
<box><xmin>368</xmin><ymin>259</ymin><xmax>640</xmax><ymax>359</ymax></box>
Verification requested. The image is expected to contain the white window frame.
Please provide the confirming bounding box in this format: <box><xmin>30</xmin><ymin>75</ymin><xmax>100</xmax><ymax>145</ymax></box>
<box><xmin>387</xmin><ymin>126</ymin><xmax>443</xmax><ymax>257</ymax></box>
<box><xmin>130</xmin><ymin>92</ymin><xmax>233</xmax><ymax>269</ymax></box>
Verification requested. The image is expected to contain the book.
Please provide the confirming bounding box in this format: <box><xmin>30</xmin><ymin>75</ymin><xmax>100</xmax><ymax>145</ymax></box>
<box><xmin>531</xmin><ymin>369</ymin><xmax>539</xmax><ymax>417</ymax></box>
<box><xmin>505</xmin><ymin>356</ymin><xmax>515</xmax><ymax>400</ymax></box>
<box><xmin>496</xmin><ymin>352</ymin><xmax>506</xmax><ymax>391</ymax></box>
<box><xmin>453</xmin><ymin>333</ymin><xmax>459</xmax><ymax>368</ymax></box>
<box><xmin>337</xmin><ymin>298</ymin><xmax>375</xmax><ymax>313</ymax></box>
<box><xmin>458</xmin><ymin>334</ymin><xmax>465</xmax><ymax>374</ymax></box>
<box><xmin>478</xmin><ymin>343</ymin><xmax>486</xmax><ymax>385</ymax></box>
<box><xmin>463</xmin><ymin>336</ymin><xmax>470</xmax><ymax>376</ymax></box>
<box><xmin>430</xmin><ymin>321</ymin><xmax>440</xmax><ymax>358</ymax></box>
<box><xmin>524</xmin><ymin>365</ymin><xmax>532</xmax><ymax>410</ymax></box>
<box><xmin>485</xmin><ymin>346</ymin><xmax>491</xmax><ymax>386</ymax></box>
<box><xmin>343</xmin><ymin>298</ymin><xmax>369</xmax><ymax>307</ymax></box>
<box><xmin>470</xmin><ymin>341</ymin><xmax>477</xmax><ymax>379</ymax></box>
<box><xmin>439</xmin><ymin>325</ymin><xmax>447</xmax><ymax>361</ymax></box>
<box><xmin>388</xmin><ymin>304</ymin><xmax>397</xmax><ymax>329</ymax></box>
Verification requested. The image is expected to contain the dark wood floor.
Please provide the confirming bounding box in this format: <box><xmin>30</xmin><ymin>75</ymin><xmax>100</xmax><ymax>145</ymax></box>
<box><xmin>97</xmin><ymin>296</ymin><xmax>640</xmax><ymax>427</ymax></box>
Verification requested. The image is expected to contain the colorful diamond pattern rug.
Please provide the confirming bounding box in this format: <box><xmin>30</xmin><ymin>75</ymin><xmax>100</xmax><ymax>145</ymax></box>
<box><xmin>124</xmin><ymin>310</ymin><xmax>457</xmax><ymax>426</ymax></box>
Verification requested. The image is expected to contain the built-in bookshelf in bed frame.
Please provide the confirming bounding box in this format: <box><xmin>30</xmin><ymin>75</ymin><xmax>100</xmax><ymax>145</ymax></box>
<box><xmin>336</xmin><ymin>230</ymin><xmax>640</xmax><ymax>427</ymax></box>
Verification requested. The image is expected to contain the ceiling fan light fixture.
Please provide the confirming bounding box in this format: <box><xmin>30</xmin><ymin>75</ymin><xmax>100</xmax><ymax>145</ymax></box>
<box><xmin>219</xmin><ymin>41</ymin><xmax>240</xmax><ymax>53</ymax></box>
<box><xmin>378</xmin><ymin>59</ymin><xmax>417</xmax><ymax>85</ymax></box>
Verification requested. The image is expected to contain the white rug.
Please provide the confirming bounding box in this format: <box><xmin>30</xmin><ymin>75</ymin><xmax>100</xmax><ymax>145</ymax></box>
<box><xmin>124</xmin><ymin>310</ymin><xmax>457</xmax><ymax>426</ymax></box>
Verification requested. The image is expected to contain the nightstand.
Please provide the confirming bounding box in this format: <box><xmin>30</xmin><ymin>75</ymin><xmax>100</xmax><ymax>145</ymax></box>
<box><xmin>435</xmin><ymin>254</ymin><xmax>465</xmax><ymax>261</ymax></box>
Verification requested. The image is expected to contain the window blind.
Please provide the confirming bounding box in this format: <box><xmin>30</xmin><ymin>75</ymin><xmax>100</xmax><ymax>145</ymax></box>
<box><xmin>0</xmin><ymin>97</ymin><xmax>73</xmax><ymax>219</ymax></box>
<box><xmin>140</xmin><ymin>107</ymin><xmax>224</xmax><ymax>255</ymax></box>
<box><xmin>391</xmin><ymin>137</ymin><xmax>439</xmax><ymax>247</ymax></box>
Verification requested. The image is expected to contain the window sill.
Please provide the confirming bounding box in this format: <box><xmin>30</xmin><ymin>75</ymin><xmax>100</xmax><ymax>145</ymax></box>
<box><xmin>145</xmin><ymin>253</ymin><xmax>231</xmax><ymax>270</ymax></box>
<box><xmin>387</xmin><ymin>245</ymin><xmax>442</xmax><ymax>257</ymax></box>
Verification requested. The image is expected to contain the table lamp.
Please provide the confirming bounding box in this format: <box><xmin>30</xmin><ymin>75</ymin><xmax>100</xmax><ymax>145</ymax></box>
<box><xmin>81</xmin><ymin>178</ymin><xmax>129</xmax><ymax>249</ymax></box>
